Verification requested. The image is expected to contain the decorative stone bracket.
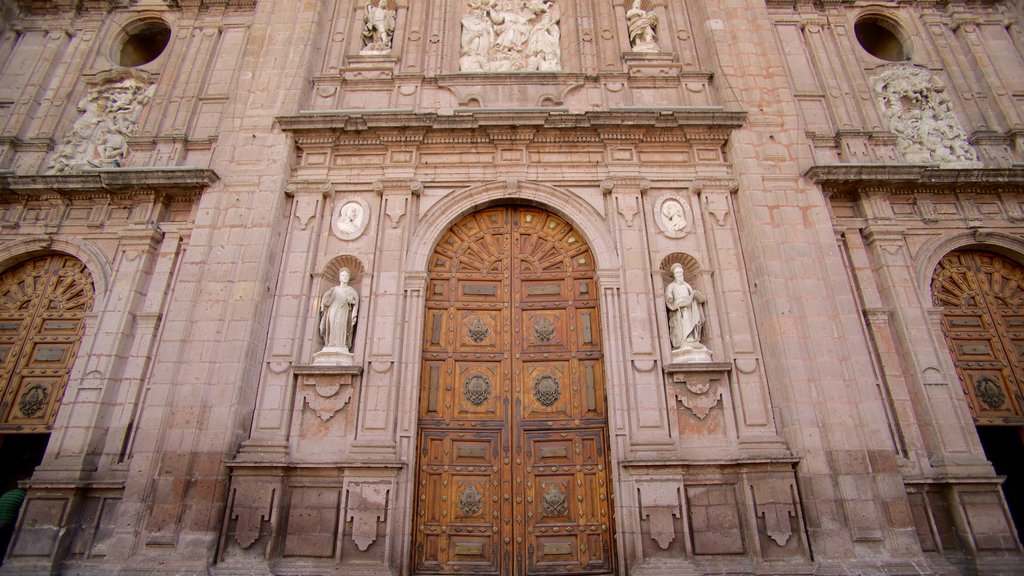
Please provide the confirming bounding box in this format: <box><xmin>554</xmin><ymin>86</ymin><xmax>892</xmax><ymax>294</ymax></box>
<box><xmin>344</xmin><ymin>480</ymin><xmax>391</xmax><ymax>552</ymax></box>
<box><xmin>293</xmin><ymin>365</ymin><xmax>362</xmax><ymax>421</ymax></box>
<box><xmin>664</xmin><ymin>362</ymin><xmax>731</xmax><ymax>419</ymax></box>
<box><xmin>637</xmin><ymin>481</ymin><xmax>682</xmax><ymax>550</ymax></box>
<box><xmin>751</xmin><ymin>478</ymin><xmax>797</xmax><ymax>547</ymax></box>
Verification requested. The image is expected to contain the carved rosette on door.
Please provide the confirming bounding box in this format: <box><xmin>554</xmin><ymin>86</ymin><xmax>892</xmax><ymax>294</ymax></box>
<box><xmin>415</xmin><ymin>207</ymin><xmax>614</xmax><ymax>575</ymax></box>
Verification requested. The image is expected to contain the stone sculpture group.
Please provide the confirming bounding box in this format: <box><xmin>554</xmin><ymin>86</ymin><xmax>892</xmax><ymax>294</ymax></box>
<box><xmin>460</xmin><ymin>0</ymin><xmax>561</xmax><ymax>72</ymax></box>
<box><xmin>45</xmin><ymin>78</ymin><xmax>154</xmax><ymax>174</ymax></box>
<box><xmin>874</xmin><ymin>65</ymin><xmax>980</xmax><ymax>167</ymax></box>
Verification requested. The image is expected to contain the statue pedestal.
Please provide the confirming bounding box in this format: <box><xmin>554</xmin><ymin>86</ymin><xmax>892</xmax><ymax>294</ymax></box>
<box><xmin>313</xmin><ymin>346</ymin><xmax>354</xmax><ymax>366</ymax></box>
<box><xmin>671</xmin><ymin>343</ymin><xmax>712</xmax><ymax>363</ymax></box>
<box><xmin>293</xmin><ymin>364</ymin><xmax>362</xmax><ymax>422</ymax></box>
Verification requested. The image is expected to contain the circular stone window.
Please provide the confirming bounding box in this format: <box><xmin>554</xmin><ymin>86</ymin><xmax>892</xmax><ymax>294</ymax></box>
<box><xmin>118</xmin><ymin>19</ymin><xmax>171</xmax><ymax>67</ymax></box>
<box><xmin>854</xmin><ymin>15</ymin><xmax>909</xmax><ymax>61</ymax></box>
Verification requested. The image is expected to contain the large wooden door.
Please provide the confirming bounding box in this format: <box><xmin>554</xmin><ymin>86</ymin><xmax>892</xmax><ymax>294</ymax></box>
<box><xmin>932</xmin><ymin>250</ymin><xmax>1024</xmax><ymax>425</ymax></box>
<box><xmin>413</xmin><ymin>207</ymin><xmax>614</xmax><ymax>576</ymax></box>
<box><xmin>0</xmin><ymin>255</ymin><xmax>93</xmax><ymax>432</ymax></box>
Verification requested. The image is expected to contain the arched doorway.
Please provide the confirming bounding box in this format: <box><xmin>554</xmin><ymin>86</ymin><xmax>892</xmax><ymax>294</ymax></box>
<box><xmin>932</xmin><ymin>249</ymin><xmax>1024</xmax><ymax>537</ymax></box>
<box><xmin>0</xmin><ymin>254</ymin><xmax>94</xmax><ymax>488</ymax></box>
<box><xmin>412</xmin><ymin>206</ymin><xmax>615</xmax><ymax>575</ymax></box>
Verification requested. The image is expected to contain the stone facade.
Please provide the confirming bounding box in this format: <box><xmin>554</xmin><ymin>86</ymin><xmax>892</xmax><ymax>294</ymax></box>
<box><xmin>0</xmin><ymin>0</ymin><xmax>1021</xmax><ymax>575</ymax></box>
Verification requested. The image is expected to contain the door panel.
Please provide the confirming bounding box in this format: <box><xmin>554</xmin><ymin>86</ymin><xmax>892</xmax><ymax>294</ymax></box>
<box><xmin>933</xmin><ymin>250</ymin><xmax>1024</xmax><ymax>424</ymax></box>
<box><xmin>414</xmin><ymin>207</ymin><xmax>614</xmax><ymax>575</ymax></box>
<box><xmin>0</xmin><ymin>255</ymin><xmax>93</xmax><ymax>432</ymax></box>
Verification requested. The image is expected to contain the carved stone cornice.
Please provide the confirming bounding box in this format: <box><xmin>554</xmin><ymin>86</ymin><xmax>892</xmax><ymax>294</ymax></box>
<box><xmin>600</xmin><ymin>177</ymin><xmax>651</xmax><ymax>195</ymax></box>
<box><xmin>806</xmin><ymin>164</ymin><xmax>1024</xmax><ymax>196</ymax></box>
<box><xmin>692</xmin><ymin>178</ymin><xmax>739</xmax><ymax>194</ymax></box>
<box><xmin>278</xmin><ymin>109</ymin><xmax>747</xmax><ymax>148</ymax></box>
<box><xmin>0</xmin><ymin>168</ymin><xmax>218</xmax><ymax>203</ymax></box>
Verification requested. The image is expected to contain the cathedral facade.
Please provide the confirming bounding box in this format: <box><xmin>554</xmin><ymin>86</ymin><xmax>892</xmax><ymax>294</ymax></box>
<box><xmin>0</xmin><ymin>0</ymin><xmax>1022</xmax><ymax>574</ymax></box>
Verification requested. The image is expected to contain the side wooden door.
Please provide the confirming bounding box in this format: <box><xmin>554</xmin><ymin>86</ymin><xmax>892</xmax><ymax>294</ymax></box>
<box><xmin>933</xmin><ymin>250</ymin><xmax>1024</xmax><ymax>425</ymax></box>
<box><xmin>413</xmin><ymin>206</ymin><xmax>614</xmax><ymax>576</ymax></box>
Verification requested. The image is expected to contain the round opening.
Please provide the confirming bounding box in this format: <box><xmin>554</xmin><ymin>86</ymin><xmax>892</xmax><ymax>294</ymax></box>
<box><xmin>118</xmin><ymin>19</ymin><xmax>171</xmax><ymax>67</ymax></box>
<box><xmin>855</xmin><ymin>15</ymin><xmax>909</xmax><ymax>62</ymax></box>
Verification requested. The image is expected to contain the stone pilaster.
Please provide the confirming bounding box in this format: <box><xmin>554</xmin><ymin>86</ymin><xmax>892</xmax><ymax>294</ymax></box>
<box><xmin>602</xmin><ymin>177</ymin><xmax>673</xmax><ymax>450</ymax></box>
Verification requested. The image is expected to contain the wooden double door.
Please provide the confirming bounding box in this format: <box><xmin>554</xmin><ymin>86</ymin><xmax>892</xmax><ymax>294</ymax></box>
<box><xmin>933</xmin><ymin>250</ymin><xmax>1024</xmax><ymax>425</ymax></box>
<box><xmin>413</xmin><ymin>207</ymin><xmax>615</xmax><ymax>575</ymax></box>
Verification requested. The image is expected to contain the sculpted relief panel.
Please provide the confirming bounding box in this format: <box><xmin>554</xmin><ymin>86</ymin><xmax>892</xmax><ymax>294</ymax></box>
<box><xmin>874</xmin><ymin>65</ymin><xmax>981</xmax><ymax>168</ymax></box>
<box><xmin>45</xmin><ymin>77</ymin><xmax>154</xmax><ymax>174</ymax></box>
<box><xmin>460</xmin><ymin>0</ymin><xmax>561</xmax><ymax>72</ymax></box>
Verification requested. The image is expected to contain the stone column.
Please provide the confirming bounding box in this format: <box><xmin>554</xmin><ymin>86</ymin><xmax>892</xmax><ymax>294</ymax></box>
<box><xmin>602</xmin><ymin>177</ymin><xmax>673</xmax><ymax>450</ymax></box>
<box><xmin>695</xmin><ymin>178</ymin><xmax>785</xmax><ymax>454</ymax></box>
<box><xmin>237</xmin><ymin>181</ymin><xmax>332</xmax><ymax>461</ymax></box>
<box><xmin>856</xmin><ymin>191</ymin><xmax>986</xmax><ymax>469</ymax></box>
<box><xmin>353</xmin><ymin>178</ymin><xmax>421</xmax><ymax>453</ymax></box>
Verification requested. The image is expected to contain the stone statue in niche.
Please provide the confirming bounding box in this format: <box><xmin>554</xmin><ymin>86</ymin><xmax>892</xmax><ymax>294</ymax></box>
<box><xmin>626</xmin><ymin>0</ymin><xmax>659</xmax><ymax>52</ymax></box>
<box><xmin>360</xmin><ymin>0</ymin><xmax>397</xmax><ymax>54</ymax></box>
<box><xmin>46</xmin><ymin>77</ymin><xmax>154</xmax><ymax>174</ymax></box>
<box><xmin>459</xmin><ymin>0</ymin><xmax>561</xmax><ymax>72</ymax></box>
<box><xmin>314</xmin><ymin>268</ymin><xmax>359</xmax><ymax>365</ymax></box>
<box><xmin>665</xmin><ymin>263</ymin><xmax>711</xmax><ymax>362</ymax></box>
<box><xmin>874</xmin><ymin>65</ymin><xmax>981</xmax><ymax>168</ymax></box>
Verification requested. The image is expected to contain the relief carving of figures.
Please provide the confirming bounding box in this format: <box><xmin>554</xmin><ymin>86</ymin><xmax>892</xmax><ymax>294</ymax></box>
<box><xmin>626</xmin><ymin>0</ymin><xmax>659</xmax><ymax>52</ymax></box>
<box><xmin>361</xmin><ymin>0</ymin><xmax>397</xmax><ymax>54</ymax></box>
<box><xmin>315</xmin><ymin>268</ymin><xmax>359</xmax><ymax>365</ymax></box>
<box><xmin>874</xmin><ymin>65</ymin><xmax>981</xmax><ymax>168</ymax></box>
<box><xmin>46</xmin><ymin>77</ymin><xmax>154</xmax><ymax>174</ymax></box>
<box><xmin>460</xmin><ymin>0</ymin><xmax>495</xmax><ymax>71</ymax></box>
<box><xmin>665</xmin><ymin>263</ymin><xmax>712</xmax><ymax>362</ymax></box>
<box><xmin>459</xmin><ymin>0</ymin><xmax>561</xmax><ymax>72</ymax></box>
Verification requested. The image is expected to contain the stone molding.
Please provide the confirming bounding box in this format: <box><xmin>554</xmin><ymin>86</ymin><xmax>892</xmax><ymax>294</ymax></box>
<box><xmin>806</xmin><ymin>165</ymin><xmax>1024</xmax><ymax>196</ymax></box>
<box><xmin>278</xmin><ymin>108</ymin><xmax>746</xmax><ymax>140</ymax></box>
<box><xmin>0</xmin><ymin>168</ymin><xmax>220</xmax><ymax>201</ymax></box>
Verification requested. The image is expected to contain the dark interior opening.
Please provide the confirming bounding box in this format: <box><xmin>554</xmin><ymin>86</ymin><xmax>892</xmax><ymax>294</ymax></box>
<box><xmin>855</xmin><ymin>17</ymin><xmax>908</xmax><ymax>62</ymax></box>
<box><xmin>119</xmin><ymin>22</ymin><xmax>171</xmax><ymax>67</ymax></box>
<box><xmin>0</xmin><ymin>434</ymin><xmax>48</xmax><ymax>492</ymax></box>
<box><xmin>977</xmin><ymin>425</ymin><xmax>1024</xmax><ymax>540</ymax></box>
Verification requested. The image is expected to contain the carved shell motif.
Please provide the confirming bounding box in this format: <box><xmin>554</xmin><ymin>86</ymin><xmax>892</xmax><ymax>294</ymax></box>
<box><xmin>458</xmin><ymin>484</ymin><xmax>484</xmax><ymax>517</ymax></box>
<box><xmin>975</xmin><ymin>376</ymin><xmax>1006</xmax><ymax>410</ymax></box>
<box><xmin>464</xmin><ymin>373</ymin><xmax>492</xmax><ymax>406</ymax></box>
<box><xmin>533</xmin><ymin>373</ymin><xmax>561</xmax><ymax>406</ymax></box>
<box><xmin>541</xmin><ymin>484</ymin><xmax>568</xmax><ymax>517</ymax></box>
<box><xmin>467</xmin><ymin>317</ymin><xmax>489</xmax><ymax>343</ymax></box>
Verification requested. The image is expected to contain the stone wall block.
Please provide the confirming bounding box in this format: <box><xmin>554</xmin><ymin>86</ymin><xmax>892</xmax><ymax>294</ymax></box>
<box><xmin>686</xmin><ymin>483</ymin><xmax>744</xmax><ymax>555</ymax></box>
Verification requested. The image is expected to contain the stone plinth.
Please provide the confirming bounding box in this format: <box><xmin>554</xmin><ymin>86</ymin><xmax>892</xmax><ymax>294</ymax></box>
<box><xmin>293</xmin><ymin>364</ymin><xmax>362</xmax><ymax>422</ymax></box>
<box><xmin>664</xmin><ymin>362</ymin><xmax>731</xmax><ymax>420</ymax></box>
